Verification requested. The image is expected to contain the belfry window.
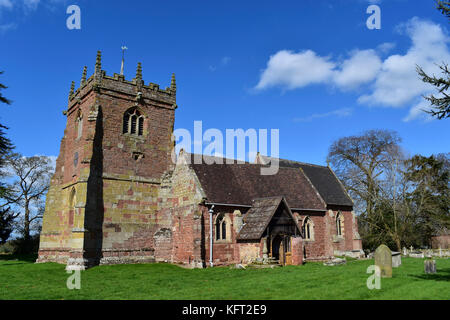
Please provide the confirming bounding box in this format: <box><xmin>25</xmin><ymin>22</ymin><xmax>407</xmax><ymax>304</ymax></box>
<box><xmin>123</xmin><ymin>108</ymin><xmax>144</xmax><ymax>136</ymax></box>
<box><xmin>215</xmin><ymin>214</ymin><xmax>227</xmax><ymax>241</ymax></box>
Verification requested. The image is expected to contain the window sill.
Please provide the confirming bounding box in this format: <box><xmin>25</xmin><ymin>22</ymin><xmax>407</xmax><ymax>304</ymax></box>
<box><xmin>122</xmin><ymin>133</ymin><xmax>146</xmax><ymax>141</ymax></box>
<box><xmin>215</xmin><ymin>239</ymin><xmax>232</xmax><ymax>244</ymax></box>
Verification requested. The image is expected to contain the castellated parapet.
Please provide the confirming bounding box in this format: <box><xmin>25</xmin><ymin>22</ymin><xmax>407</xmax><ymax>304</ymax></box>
<box><xmin>37</xmin><ymin>51</ymin><xmax>183</xmax><ymax>269</ymax></box>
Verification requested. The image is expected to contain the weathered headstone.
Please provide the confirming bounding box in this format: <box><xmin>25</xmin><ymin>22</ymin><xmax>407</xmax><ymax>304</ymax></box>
<box><xmin>402</xmin><ymin>247</ymin><xmax>407</xmax><ymax>256</ymax></box>
<box><xmin>375</xmin><ymin>244</ymin><xmax>392</xmax><ymax>278</ymax></box>
<box><xmin>410</xmin><ymin>245</ymin><xmax>413</xmax><ymax>252</ymax></box>
<box><xmin>424</xmin><ymin>260</ymin><xmax>436</xmax><ymax>274</ymax></box>
<box><xmin>410</xmin><ymin>251</ymin><xmax>425</xmax><ymax>258</ymax></box>
<box><xmin>391</xmin><ymin>251</ymin><xmax>401</xmax><ymax>268</ymax></box>
<box><xmin>262</xmin><ymin>238</ymin><xmax>268</xmax><ymax>260</ymax></box>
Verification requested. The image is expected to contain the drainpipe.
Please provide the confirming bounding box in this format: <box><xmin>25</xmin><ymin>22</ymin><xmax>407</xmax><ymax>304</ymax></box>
<box><xmin>209</xmin><ymin>205</ymin><xmax>215</xmax><ymax>267</ymax></box>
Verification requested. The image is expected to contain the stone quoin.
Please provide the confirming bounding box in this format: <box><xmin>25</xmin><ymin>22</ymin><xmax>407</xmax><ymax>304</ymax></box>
<box><xmin>37</xmin><ymin>52</ymin><xmax>363</xmax><ymax>269</ymax></box>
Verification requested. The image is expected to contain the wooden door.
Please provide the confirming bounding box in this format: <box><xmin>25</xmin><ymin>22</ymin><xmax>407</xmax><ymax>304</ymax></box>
<box><xmin>279</xmin><ymin>240</ymin><xmax>285</xmax><ymax>265</ymax></box>
<box><xmin>285</xmin><ymin>237</ymin><xmax>292</xmax><ymax>265</ymax></box>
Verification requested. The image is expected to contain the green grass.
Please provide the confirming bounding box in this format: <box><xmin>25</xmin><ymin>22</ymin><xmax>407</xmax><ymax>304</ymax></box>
<box><xmin>0</xmin><ymin>255</ymin><xmax>449</xmax><ymax>299</ymax></box>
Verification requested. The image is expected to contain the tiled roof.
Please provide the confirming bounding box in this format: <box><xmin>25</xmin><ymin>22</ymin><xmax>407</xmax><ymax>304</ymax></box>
<box><xmin>187</xmin><ymin>154</ymin><xmax>325</xmax><ymax>210</ymax></box>
<box><xmin>258</xmin><ymin>155</ymin><xmax>353</xmax><ymax>207</ymax></box>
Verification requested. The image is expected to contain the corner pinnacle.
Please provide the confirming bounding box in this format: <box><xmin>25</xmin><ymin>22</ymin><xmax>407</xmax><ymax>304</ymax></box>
<box><xmin>69</xmin><ymin>81</ymin><xmax>75</xmax><ymax>99</ymax></box>
<box><xmin>95</xmin><ymin>50</ymin><xmax>102</xmax><ymax>73</ymax></box>
<box><xmin>136</xmin><ymin>62</ymin><xmax>142</xmax><ymax>81</ymax></box>
<box><xmin>81</xmin><ymin>66</ymin><xmax>87</xmax><ymax>85</ymax></box>
<box><xmin>171</xmin><ymin>73</ymin><xmax>176</xmax><ymax>91</ymax></box>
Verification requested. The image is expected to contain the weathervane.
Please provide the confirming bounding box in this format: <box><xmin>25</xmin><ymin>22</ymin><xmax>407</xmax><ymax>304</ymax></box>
<box><xmin>120</xmin><ymin>45</ymin><xmax>128</xmax><ymax>75</ymax></box>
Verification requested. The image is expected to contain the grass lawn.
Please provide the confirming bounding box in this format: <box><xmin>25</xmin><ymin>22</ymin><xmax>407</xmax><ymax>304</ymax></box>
<box><xmin>0</xmin><ymin>255</ymin><xmax>449</xmax><ymax>300</ymax></box>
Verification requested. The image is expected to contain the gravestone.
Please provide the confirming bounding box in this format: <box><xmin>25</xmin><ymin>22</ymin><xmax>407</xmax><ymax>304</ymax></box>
<box><xmin>402</xmin><ymin>247</ymin><xmax>407</xmax><ymax>256</ymax></box>
<box><xmin>375</xmin><ymin>244</ymin><xmax>392</xmax><ymax>278</ymax></box>
<box><xmin>424</xmin><ymin>260</ymin><xmax>436</xmax><ymax>274</ymax></box>
<box><xmin>391</xmin><ymin>251</ymin><xmax>401</xmax><ymax>267</ymax></box>
<box><xmin>262</xmin><ymin>238</ymin><xmax>268</xmax><ymax>260</ymax></box>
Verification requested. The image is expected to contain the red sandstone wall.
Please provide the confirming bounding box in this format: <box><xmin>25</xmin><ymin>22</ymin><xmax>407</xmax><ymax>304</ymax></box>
<box><xmin>291</xmin><ymin>237</ymin><xmax>303</xmax><ymax>265</ymax></box>
<box><xmin>296</xmin><ymin>212</ymin><xmax>331</xmax><ymax>261</ymax></box>
<box><xmin>431</xmin><ymin>235</ymin><xmax>450</xmax><ymax>249</ymax></box>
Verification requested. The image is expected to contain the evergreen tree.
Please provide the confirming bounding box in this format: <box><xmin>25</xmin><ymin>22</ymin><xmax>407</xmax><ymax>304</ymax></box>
<box><xmin>417</xmin><ymin>1</ymin><xmax>450</xmax><ymax>119</ymax></box>
<box><xmin>0</xmin><ymin>71</ymin><xmax>13</xmax><ymax>171</ymax></box>
<box><xmin>0</xmin><ymin>71</ymin><xmax>14</xmax><ymax>243</ymax></box>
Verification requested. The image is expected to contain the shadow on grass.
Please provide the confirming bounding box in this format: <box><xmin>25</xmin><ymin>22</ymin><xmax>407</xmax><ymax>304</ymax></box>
<box><xmin>0</xmin><ymin>253</ymin><xmax>38</xmax><ymax>263</ymax></box>
<box><xmin>411</xmin><ymin>267</ymin><xmax>450</xmax><ymax>282</ymax></box>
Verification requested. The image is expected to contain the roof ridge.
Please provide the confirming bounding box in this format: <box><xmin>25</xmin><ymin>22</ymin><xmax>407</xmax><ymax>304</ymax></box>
<box><xmin>251</xmin><ymin>195</ymin><xmax>284</xmax><ymax>202</ymax></box>
<box><xmin>186</xmin><ymin>152</ymin><xmax>252</xmax><ymax>165</ymax></box>
<box><xmin>259</xmin><ymin>154</ymin><xmax>328</xmax><ymax>169</ymax></box>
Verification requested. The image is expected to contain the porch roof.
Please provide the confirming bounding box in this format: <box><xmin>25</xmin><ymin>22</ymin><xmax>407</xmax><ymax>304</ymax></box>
<box><xmin>237</xmin><ymin>197</ymin><xmax>299</xmax><ymax>240</ymax></box>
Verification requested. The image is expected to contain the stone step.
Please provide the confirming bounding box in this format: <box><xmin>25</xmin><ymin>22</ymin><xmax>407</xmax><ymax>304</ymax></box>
<box><xmin>247</xmin><ymin>263</ymin><xmax>282</xmax><ymax>269</ymax></box>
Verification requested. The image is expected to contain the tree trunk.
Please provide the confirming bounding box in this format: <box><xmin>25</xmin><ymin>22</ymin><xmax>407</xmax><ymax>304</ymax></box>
<box><xmin>24</xmin><ymin>199</ymin><xmax>30</xmax><ymax>240</ymax></box>
<box><xmin>394</xmin><ymin>237</ymin><xmax>401</xmax><ymax>252</ymax></box>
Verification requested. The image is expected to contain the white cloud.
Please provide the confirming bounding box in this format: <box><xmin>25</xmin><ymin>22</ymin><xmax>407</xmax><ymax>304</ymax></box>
<box><xmin>359</xmin><ymin>18</ymin><xmax>450</xmax><ymax>111</ymax></box>
<box><xmin>23</xmin><ymin>0</ymin><xmax>40</xmax><ymax>11</ymax></box>
<box><xmin>402</xmin><ymin>99</ymin><xmax>434</xmax><ymax>122</ymax></box>
<box><xmin>255</xmin><ymin>17</ymin><xmax>450</xmax><ymax>121</ymax></box>
<box><xmin>0</xmin><ymin>22</ymin><xmax>16</xmax><ymax>33</ymax></box>
<box><xmin>334</xmin><ymin>49</ymin><xmax>382</xmax><ymax>90</ymax></box>
<box><xmin>221</xmin><ymin>56</ymin><xmax>231</xmax><ymax>65</ymax></box>
<box><xmin>255</xmin><ymin>50</ymin><xmax>335</xmax><ymax>90</ymax></box>
<box><xmin>209</xmin><ymin>56</ymin><xmax>232</xmax><ymax>72</ymax></box>
<box><xmin>293</xmin><ymin>107</ymin><xmax>353</xmax><ymax>123</ymax></box>
<box><xmin>0</xmin><ymin>0</ymin><xmax>67</xmax><ymax>33</ymax></box>
<box><xmin>377</xmin><ymin>42</ymin><xmax>396</xmax><ymax>54</ymax></box>
<box><xmin>0</xmin><ymin>0</ymin><xmax>13</xmax><ymax>9</ymax></box>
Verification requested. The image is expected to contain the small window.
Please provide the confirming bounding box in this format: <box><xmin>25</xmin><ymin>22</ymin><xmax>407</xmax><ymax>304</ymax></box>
<box><xmin>76</xmin><ymin>111</ymin><xmax>83</xmax><ymax>139</ymax></box>
<box><xmin>215</xmin><ymin>214</ymin><xmax>227</xmax><ymax>241</ymax></box>
<box><xmin>123</xmin><ymin>108</ymin><xmax>144</xmax><ymax>136</ymax></box>
<box><xmin>336</xmin><ymin>212</ymin><xmax>343</xmax><ymax>236</ymax></box>
<box><xmin>303</xmin><ymin>217</ymin><xmax>314</xmax><ymax>240</ymax></box>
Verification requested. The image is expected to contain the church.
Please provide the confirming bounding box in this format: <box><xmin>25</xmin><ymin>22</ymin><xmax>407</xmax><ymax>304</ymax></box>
<box><xmin>37</xmin><ymin>52</ymin><xmax>363</xmax><ymax>270</ymax></box>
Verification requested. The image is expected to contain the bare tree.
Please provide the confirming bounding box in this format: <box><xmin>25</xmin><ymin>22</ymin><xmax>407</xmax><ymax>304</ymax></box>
<box><xmin>327</xmin><ymin>130</ymin><xmax>402</xmax><ymax>221</ymax></box>
<box><xmin>1</xmin><ymin>154</ymin><xmax>53</xmax><ymax>240</ymax></box>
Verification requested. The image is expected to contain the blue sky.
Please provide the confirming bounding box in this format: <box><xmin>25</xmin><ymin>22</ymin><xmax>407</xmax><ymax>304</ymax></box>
<box><xmin>0</xmin><ymin>0</ymin><xmax>449</xmax><ymax>166</ymax></box>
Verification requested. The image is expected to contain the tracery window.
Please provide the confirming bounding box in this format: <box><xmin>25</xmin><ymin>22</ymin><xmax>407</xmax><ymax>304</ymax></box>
<box><xmin>303</xmin><ymin>217</ymin><xmax>314</xmax><ymax>240</ymax></box>
<box><xmin>123</xmin><ymin>108</ymin><xmax>144</xmax><ymax>136</ymax></box>
<box><xmin>215</xmin><ymin>214</ymin><xmax>227</xmax><ymax>241</ymax></box>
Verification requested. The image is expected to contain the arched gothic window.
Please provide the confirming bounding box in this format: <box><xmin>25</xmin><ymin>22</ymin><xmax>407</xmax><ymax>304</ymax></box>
<box><xmin>123</xmin><ymin>108</ymin><xmax>144</xmax><ymax>136</ymax></box>
<box><xmin>303</xmin><ymin>217</ymin><xmax>314</xmax><ymax>240</ymax></box>
<box><xmin>215</xmin><ymin>214</ymin><xmax>227</xmax><ymax>241</ymax></box>
<box><xmin>336</xmin><ymin>212</ymin><xmax>343</xmax><ymax>236</ymax></box>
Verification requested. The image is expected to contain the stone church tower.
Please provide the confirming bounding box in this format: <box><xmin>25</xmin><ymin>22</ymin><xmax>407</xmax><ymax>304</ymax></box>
<box><xmin>37</xmin><ymin>52</ymin><xmax>178</xmax><ymax>269</ymax></box>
